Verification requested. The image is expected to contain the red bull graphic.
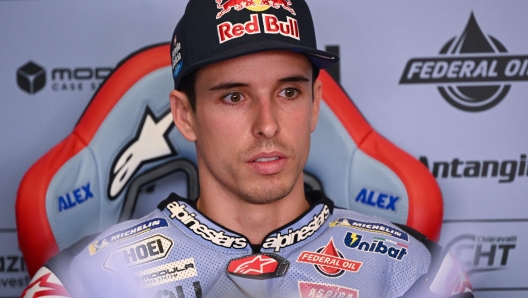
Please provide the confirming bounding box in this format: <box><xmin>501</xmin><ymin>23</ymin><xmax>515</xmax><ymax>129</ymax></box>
<box><xmin>217</xmin><ymin>13</ymin><xmax>299</xmax><ymax>43</ymax></box>
<box><xmin>216</xmin><ymin>0</ymin><xmax>295</xmax><ymax>19</ymax></box>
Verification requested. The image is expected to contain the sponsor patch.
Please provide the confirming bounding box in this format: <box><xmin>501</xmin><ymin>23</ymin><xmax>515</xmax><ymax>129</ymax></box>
<box><xmin>263</xmin><ymin>205</ymin><xmax>330</xmax><ymax>252</ymax></box>
<box><xmin>88</xmin><ymin>218</ymin><xmax>169</xmax><ymax>255</ymax></box>
<box><xmin>343</xmin><ymin>232</ymin><xmax>408</xmax><ymax>261</ymax></box>
<box><xmin>166</xmin><ymin>201</ymin><xmax>247</xmax><ymax>249</ymax></box>
<box><xmin>217</xmin><ymin>13</ymin><xmax>299</xmax><ymax>43</ymax></box>
<box><xmin>298</xmin><ymin>281</ymin><xmax>359</xmax><ymax>298</ymax></box>
<box><xmin>297</xmin><ymin>238</ymin><xmax>362</xmax><ymax>278</ymax></box>
<box><xmin>137</xmin><ymin>258</ymin><xmax>197</xmax><ymax>288</ymax></box>
<box><xmin>329</xmin><ymin>218</ymin><xmax>409</xmax><ymax>242</ymax></box>
<box><xmin>171</xmin><ymin>35</ymin><xmax>182</xmax><ymax>78</ymax></box>
<box><xmin>103</xmin><ymin>234</ymin><xmax>173</xmax><ymax>272</ymax></box>
<box><xmin>216</xmin><ymin>0</ymin><xmax>296</xmax><ymax>19</ymax></box>
<box><xmin>226</xmin><ymin>253</ymin><xmax>289</xmax><ymax>279</ymax></box>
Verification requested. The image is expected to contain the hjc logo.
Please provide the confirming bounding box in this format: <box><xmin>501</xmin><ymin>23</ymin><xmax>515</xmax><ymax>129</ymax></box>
<box><xmin>444</xmin><ymin>234</ymin><xmax>517</xmax><ymax>275</ymax></box>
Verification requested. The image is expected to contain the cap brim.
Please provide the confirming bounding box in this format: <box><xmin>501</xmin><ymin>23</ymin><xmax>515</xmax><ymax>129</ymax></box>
<box><xmin>179</xmin><ymin>39</ymin><xmax>339</xmax><ymax>84</ymax></box>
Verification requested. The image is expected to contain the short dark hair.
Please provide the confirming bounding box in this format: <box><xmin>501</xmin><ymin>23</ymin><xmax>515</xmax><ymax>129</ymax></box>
<box><xmin>178</xmin><ymin>63</ymin><xmax>320</xmax><ymax>112</ymax></box>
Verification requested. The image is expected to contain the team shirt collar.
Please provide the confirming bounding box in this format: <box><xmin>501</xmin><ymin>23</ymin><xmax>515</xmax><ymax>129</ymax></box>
<box><xmin>158</xmin><ymin>191</ymin><xmax>334</xmax><ymax>253</ymax></box>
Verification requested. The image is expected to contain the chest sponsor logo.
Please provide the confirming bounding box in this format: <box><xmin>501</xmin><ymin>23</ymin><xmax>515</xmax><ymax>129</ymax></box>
<box><xmin>344</xmin><ymin>232</ymin><xmax>408</xmax><ymax>261</ymax></box>
<box><xmin>88</xmin><ymin>218</ymin><xmax>169</xmax><ymax>255</ymax></box>
<box><xmin>298</xmin><ymin>281</ymin><xmax>359</xmax><ymax>298</ymax></box>
<box><xmin>103</xmin><ymin>234</ymin><xmax>173</xmax><ymax>272</ymax></box>
<box><xmin>216</xmin><ymin>0</ymin><xmax>296</xmax><ymax>19</ymax></box>
<box><xmin>297</xmin><ymin>238</ymin><xmax>362</xmax><ymax>278</ymax></box>
<box><xmin>226</xmin><ymin>253</ymin><xmax>289</xmax><ymax>279</ymax></box>
<box><xmin>263</xmin><ymin>205</ymin><xmax>330</xmax><ymax>252</ymax></box>
<box><xmin>166</xmin><ymin>201</ymin><xmax>247</xmax><ymax>249</ymax></box>
<box><xmin>329</xmin><ymin>218</ymin><xmax>409</xmax><ymax>242</ymax></box>
<box><xmin>137</xmin><ymin>258</ymin><xmax>197</xmax><ymax>288</ymax></box>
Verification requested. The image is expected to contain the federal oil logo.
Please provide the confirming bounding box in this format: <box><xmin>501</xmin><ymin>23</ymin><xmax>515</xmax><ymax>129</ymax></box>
<box><xmin>400</xmin><ymin>13</ymin><xmax>528</xmax><ymax>112</ymax></box>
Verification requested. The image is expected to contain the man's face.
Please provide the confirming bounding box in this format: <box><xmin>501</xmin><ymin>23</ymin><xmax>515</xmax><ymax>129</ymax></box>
<box><xmin>172</xmin><ymin>50</ymin><xmax>321</xmax><ymax>204</ymax></box>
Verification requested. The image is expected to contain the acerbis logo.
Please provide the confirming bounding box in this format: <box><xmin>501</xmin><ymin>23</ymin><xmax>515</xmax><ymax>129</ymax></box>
<box><xmin>16</xmin><ymin>61</ymin><xmax>112</xmax><ymax>94</ymax></box>
<box><xmin>444</xmin><ymin>234</ymin><xmax>517</xmax><ymax>275</ymax></box>
<box><xmin>400</xmin><ymin>13</ymin><xmax>528</xmax><ymax>112</ymax></box>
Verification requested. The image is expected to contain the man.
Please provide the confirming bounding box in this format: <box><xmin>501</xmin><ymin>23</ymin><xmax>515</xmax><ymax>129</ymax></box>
<box><xmin>23</xmin><ymin>1</ymin><xmax>474</xmax><ymax>297</ymax></box>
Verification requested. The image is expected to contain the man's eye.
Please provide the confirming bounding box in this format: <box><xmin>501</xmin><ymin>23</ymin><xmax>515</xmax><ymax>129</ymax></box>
<box><xmin>222</xmin><ymin>92</ymin><xmax>245</xmax><ymax>104</ymax></box>
<box><xmin>279</xmin><ymin>88</ymin><xmax>299</xmax><ymax>99</ymax></box>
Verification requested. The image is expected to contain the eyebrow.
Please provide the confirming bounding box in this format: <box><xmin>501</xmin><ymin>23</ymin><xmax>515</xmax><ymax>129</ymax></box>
<box><xmin>278</xmin><ymin>75</ymin><xmax>310</xmax><ymax>83</ymax></box>
<box><xmin>209</xmin><ymin>82</ymin><xmax>248</xmax><ymax>91</ymax></box>
<box><xmin>209</xmin><ymin>75</ymin><xmax>310</xmax><ymax>91</ymax></box>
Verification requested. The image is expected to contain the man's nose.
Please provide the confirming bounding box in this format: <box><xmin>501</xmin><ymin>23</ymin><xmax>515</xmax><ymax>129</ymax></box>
<box><xmin>252</xmin><ymin>96</ymin><xmax>279</xmax><ymax>138</ymax></box>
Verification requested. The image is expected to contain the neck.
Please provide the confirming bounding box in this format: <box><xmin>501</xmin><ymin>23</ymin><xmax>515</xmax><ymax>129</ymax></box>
<box><xmin>196</xmin><ymin>176</ymin><xmax>310</xmax><ymax>245</ymax></box>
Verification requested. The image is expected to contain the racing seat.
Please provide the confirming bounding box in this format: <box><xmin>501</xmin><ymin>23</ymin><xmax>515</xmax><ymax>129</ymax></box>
<box><xmin>16</xmin><ymin>43</ymin><xmax>443</xmax><ymax>277</ymax></box>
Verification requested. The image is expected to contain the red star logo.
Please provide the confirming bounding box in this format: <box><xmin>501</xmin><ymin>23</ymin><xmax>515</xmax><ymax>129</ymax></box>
<box><xmin>21</xmin><ymin>270</ymin><xmax>70</xmax><ymax>298</ymax></box>
<box><xmin>228</xmin><ymin>254</ymin><xmax>278</xmax><ymax>275</ymax></box>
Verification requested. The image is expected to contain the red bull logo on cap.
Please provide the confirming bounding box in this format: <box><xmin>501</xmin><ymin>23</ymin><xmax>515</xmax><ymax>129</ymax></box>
<box><xmin>216</xmin><ymin>0</ymin><xmax>296</xmax><ymax>19</ymax></box>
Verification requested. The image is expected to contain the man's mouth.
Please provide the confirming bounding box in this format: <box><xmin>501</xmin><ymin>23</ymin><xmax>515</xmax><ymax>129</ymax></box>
<box><xmin>254</xmin><ymin>157</ymin><xmax>280</xmax><ymax>162</ymax></box>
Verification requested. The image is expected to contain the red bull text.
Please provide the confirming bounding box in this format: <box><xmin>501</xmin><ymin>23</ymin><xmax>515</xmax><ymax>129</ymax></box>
<box><xmin>217</xmin><ymin>13</ymin><xmax>299</xmax><ymax>43</ymax></box>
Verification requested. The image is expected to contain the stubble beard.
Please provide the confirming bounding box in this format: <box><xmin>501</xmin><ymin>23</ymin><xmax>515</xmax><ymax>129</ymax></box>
<box><xmin>227</xmin><ymin>138</ymin><xmax>304</xmax><ymax>205</ymax></box>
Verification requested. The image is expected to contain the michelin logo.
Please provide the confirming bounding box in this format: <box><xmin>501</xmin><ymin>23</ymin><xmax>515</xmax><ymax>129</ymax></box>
<box><xmin>89</xmin><ymin>218</ymin><xmax>169</xmax><ymax>255</ymax></box>
<box><xmin>329</xmin><ymin>218</ymin><xmax>409</xmax><ymax>242</ymax></box>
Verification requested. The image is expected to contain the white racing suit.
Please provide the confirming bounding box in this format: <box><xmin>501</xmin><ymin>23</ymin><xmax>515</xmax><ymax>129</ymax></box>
<box><xmin>22</xmin><ymin>191</ymin><xmax>473</xmax><ymax>298</ymax></box>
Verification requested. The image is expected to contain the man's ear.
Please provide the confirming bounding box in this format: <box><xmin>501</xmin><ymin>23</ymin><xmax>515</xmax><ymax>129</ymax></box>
<box><xmin>170</xmin><ymin>90</ymin><xmax>197</xmax><ymax>142</ymax></box>
<box><xmin>311</xmin><ymin>79</ymin><xmax>322</xmax><ymax>132</ymax></box>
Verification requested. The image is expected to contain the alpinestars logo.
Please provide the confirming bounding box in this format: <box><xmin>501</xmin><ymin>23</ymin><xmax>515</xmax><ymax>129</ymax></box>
<box><xmin>108</xmin><ymin>107</ymin><xmax>176</xmax><ymax>200</ymax></box>
<box><xmin>400</xmin><ymin>13</ymin><xmax>528</xmax><ymax>112</ymax></box>
<box><xmin>166</xmin><ymin>201</ymin><xmax>248</xmax><ymax>249</ymax></box>
<box><xmin>262</xmin><ymin>205</ymin><xmax>330</xmax><ymax>252</ymax></box>
<box><xmin>226</xmin><ymin>253</ymin><xmax>289</xmax><ymax>279</ymax></box>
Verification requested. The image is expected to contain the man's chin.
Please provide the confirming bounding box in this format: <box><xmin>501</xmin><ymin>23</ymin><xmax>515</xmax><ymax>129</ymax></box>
<box><xmin>237</xmin><ymin>181</ymin><xmax>295</xmax><ymax>205</ymax></box>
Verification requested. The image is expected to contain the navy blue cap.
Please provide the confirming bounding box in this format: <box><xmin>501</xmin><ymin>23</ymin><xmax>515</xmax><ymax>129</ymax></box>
<box><xmin>170</xmin><ymin>0</ymin><xmax>339</xmax><ymax>89</ymax></box>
